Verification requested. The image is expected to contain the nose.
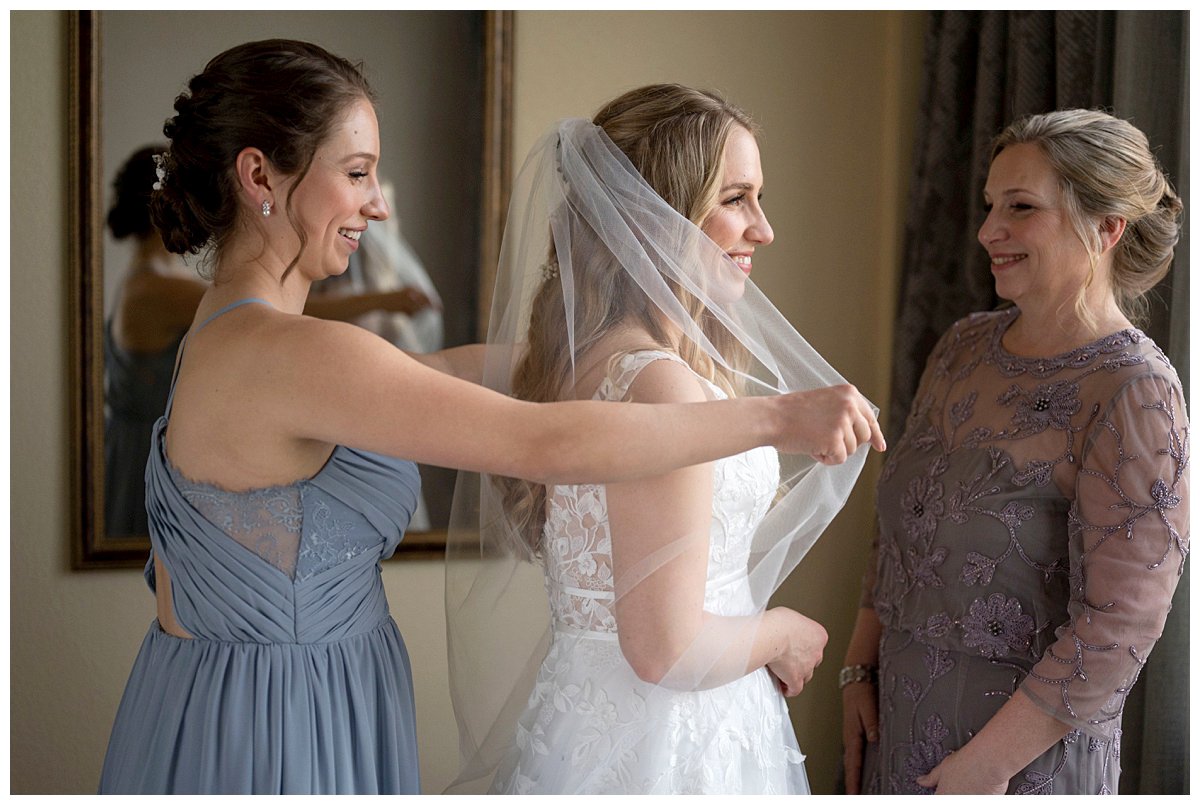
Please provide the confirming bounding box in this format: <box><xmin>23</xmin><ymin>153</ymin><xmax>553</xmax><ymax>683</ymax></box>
<box><xmin>750</xmin><ymin>207</ymin><xmax>774</xmax><ymax>246</ymax></box>
<box><xmin>365</xmin><ymin>177</ymin><xmax>390</xmax><ymax>222</ymax></box>
<box><xmin>977</xmin><ymin>206</ymin><xmax>1002</xmax><ymax>247</ymax></box>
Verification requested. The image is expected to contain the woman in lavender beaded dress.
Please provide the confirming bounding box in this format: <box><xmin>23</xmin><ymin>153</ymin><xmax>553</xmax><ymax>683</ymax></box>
<box><xmin>840</xmin><ymin>109</ymin><xmax>1188</xmax><ymax>795</ymax></box>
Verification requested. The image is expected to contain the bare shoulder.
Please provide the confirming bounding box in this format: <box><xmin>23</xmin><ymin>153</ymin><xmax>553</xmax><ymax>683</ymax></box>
<box><xmin>266</xmin><ymin>309</ymin><xmax>398</xmax><ymax>361</ymax></box>
<box><xmin>176</xmin><ymin>307</ymin><xmax>415</xmax><ymax>419</ymax></box>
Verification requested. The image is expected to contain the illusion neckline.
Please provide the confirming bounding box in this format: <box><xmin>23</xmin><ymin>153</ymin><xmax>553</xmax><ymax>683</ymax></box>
<box><xmin>990</xmin><ymin>307</ymin><xmax>1145</xmax><ymax>364</ymax></box>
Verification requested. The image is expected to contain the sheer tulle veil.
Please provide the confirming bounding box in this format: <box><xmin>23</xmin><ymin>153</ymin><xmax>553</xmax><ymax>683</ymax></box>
<box><xmin>443</xmin><ymin>116</ymin><xmax>873</xmax><ymax>792</ymax></box>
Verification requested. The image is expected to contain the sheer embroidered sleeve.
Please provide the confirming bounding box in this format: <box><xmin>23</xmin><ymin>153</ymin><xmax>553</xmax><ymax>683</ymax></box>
<box><xmin>1019</xmin><ymin>372</ymin><xmax>1189</xmax><ymax>739</ymax></box>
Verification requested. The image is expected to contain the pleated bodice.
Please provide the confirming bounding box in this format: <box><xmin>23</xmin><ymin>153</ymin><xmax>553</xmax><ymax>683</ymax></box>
<box><xmin>145</xmin><ymin>417</ymin><xmax>420</xmax><ymax>644</ymax></box>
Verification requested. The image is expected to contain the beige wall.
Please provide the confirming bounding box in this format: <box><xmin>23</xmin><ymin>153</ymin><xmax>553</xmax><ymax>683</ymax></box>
<box><xmin>10</xmin><ymin>10</ymin><xmax>922</xmax><ymax>794</ymax></box>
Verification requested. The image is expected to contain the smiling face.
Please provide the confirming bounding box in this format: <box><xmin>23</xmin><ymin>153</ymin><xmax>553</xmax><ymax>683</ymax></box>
<box><xmin>701</xmin><ymin>126</ymin><xmax>774</xmax><ymax>281</ymax></box>
<box><xmin>978</xmin><ymin>142</ymin><xmax>1097</xmax><ymax>309</ymax></box>
<box><xmin>283</xmin><ymin>100</ymin><xmax>389</xmax><ymax>280</ymax></box>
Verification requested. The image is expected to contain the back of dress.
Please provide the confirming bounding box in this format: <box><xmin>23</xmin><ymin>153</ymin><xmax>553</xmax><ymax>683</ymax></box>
<box><xmin>495</xmin><ymin>350</ymin><xmax>805</xmax><ymax>794</ymax></box>
<box><xmin>100</xmin><ymin>298</ymin><xmax>425</xmax><ymax>794</ymax></box>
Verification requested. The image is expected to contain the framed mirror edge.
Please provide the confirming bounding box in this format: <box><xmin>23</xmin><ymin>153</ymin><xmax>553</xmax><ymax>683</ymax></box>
<box><xmin>68</xmin><ymin>9</ymin><xmax>514</xmax><ymax>569</ymax></box>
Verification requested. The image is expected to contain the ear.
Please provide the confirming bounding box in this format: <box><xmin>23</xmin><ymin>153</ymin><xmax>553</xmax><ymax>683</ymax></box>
<box><xmin>1098</xmin><ymin>215</ymin><xmax>1126</xmax><ymax>253</ymax></box>
<box><xmin>234</xmin><ymin>147</ymin><xmax>275</xmax><ymax>211</ymax></box>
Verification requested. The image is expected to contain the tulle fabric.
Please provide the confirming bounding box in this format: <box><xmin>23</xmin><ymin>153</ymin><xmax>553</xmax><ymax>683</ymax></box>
<box><xmin>444</xmin><ymin>119</ymin><xmax>871</xmax><ymax>793</ymax></box>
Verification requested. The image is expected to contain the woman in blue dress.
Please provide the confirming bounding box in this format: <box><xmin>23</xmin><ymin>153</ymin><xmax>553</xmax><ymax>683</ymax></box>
<box><xmin>98</xmin><ymin>40</ymin><xmax>884</xmax><ymax>794</ymax></box>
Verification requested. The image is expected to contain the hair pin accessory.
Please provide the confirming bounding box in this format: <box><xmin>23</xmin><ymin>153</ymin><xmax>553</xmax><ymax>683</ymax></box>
<box><xmin>151</xmin><ymin>153</ymin><xmax>168</xmax><ymax>191</ymax></box>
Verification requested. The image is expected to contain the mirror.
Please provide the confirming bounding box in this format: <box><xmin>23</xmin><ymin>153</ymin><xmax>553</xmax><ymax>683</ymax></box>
<box><xmin>69</xmin><ymin>10</ymin><xmax>512</xmax><ymax>567</ymax></box>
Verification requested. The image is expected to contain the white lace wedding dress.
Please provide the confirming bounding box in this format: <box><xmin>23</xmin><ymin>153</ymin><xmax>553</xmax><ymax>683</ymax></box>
<box><xmin>491</xmin><ymin>350</ymin><xmax>810</xmax><ymax>794</ymax></box>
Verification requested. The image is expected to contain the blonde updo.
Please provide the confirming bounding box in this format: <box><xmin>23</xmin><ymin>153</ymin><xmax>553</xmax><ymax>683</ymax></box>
<box><xmin>990</xmin><ymin>108</ymin><xmax>1183</xmax><ymax>328</ymax></box>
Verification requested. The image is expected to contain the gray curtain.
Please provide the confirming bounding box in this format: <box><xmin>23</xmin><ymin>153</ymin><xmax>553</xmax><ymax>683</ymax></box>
<box><xmin>888</xmin><ymin>10</ymin><xmax>1188</xmax><ymax>794</ymax></box>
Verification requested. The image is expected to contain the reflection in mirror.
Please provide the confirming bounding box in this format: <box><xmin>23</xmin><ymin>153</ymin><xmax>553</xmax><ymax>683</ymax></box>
<box><xmin>103</xmin><ymin>144</ymin><xmax>199</xmax><ymax>540</ymax></box>
<box><xmin>70</xmin><ymin>10</ymin><xmax>512</xmax><ymax>567</ymax></box>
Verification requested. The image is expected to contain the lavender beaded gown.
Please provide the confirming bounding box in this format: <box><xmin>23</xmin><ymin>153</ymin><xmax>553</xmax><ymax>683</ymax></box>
<box><xmin>99</xmin><ymin>299</ymin><xmax>422</xmax><ymax>794</ymax></box>
<box><xmin>863</xmin><ymin>308</ymin><xmax>1188</xmax><ymax>794</ymax></box>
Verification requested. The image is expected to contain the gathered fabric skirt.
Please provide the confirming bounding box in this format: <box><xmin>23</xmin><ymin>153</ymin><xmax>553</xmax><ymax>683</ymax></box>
<box><xmin>492</xmin><ymin>628</ymin><xmax>810</xmax><ymax>794</ymax></box>
<box><xmin>99</xmin><ymin>618</ymin><xmax>420</xmax><ymax>794</ymax></box>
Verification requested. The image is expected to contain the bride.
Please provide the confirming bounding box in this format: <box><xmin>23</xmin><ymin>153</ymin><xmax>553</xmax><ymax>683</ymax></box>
<box><xmin>445</xmin><ymin>84</ymin><xmax>882</xmax><ymax>794</ymax></box>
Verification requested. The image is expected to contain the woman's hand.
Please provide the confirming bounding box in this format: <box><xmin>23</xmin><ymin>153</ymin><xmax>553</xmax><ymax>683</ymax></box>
<box><xmin>380</xmin><ymin>286</ymin><xmax>439</xmax><ymax>315</ymax></box>
<box><xmin>916</xmin><ymin>748</ymin><xmax>1009</xmax><ymax>794</ymax></box>
<box><xmin>914</xmin><ymin>689</ymin><xmax>1066</xmax><ymax>794</ymax></box>
<box><xmin>841</xmin><ymin>679</ymin><xmax>879</xmax><ymax>794</ymax></box>
<box><xmin>765</xmin><ymin>608</ymin><xmax>827</xmax><ymax>696</ymax></box>
<box><xmin>773</xmin><ymin>384</ymin><xmax>885</xmax><ymax>463</ymax></box>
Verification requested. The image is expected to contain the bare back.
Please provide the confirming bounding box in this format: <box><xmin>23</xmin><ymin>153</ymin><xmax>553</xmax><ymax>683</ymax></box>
<box><xmin>164</xmin><ymin>298</ymin><xmax>337</xmax><ymax>492</ymax></box>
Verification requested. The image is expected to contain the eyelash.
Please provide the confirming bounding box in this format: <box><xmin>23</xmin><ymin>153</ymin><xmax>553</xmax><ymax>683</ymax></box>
<box><xmin>983</xmin><ymin>202</ymin><xmax>1033</xmax><ymax>213</ymax></box>
<box><xmin>349</xmin><ymin>171</ymin><xmax>368</xmax><ymax>182</ymax></box>
<box><xmin>723</xmin><ymin>192</ymin><xmax>764</xmax><ymax>207</ymax></box>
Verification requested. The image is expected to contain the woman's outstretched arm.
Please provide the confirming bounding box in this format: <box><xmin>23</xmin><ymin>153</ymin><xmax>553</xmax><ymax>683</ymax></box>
<box><xmin>272</xmin><ymin>316</ymin><xmax>883</xmax><ymax>485</ymax></box>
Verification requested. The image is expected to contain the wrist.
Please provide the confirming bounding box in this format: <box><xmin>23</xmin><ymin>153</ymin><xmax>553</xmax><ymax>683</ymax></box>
<box><xmin>764</xmin><ymin>607</ymin><xmax>799</xmax><ymax>664</ymax></box>
<box><xmin>763</xmin><ymin>395</ymin><xmax>786</xmax><ymax>449</ymax></box>
<box><xmin>951</xmin><ymin>737</ymin><xmax>1015</xmax><ymax>787</ymax></box>
<box><xmin>838</xmin><ymin>664</ymin><xmax>877</xmax><ymax>690</ymax></box>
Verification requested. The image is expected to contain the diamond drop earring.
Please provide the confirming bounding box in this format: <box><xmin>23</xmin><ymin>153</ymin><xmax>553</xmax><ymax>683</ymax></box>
<box><xmin>262</xmin><ymin>200</ymin><xmax>272</xmax><ymax>217</ymax></box>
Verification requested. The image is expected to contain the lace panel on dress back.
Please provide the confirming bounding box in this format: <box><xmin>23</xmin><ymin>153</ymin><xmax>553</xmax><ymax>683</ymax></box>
<box><xmin>541</xmin><ymin>351</ymin><xmax>706</xmax><ymax>633</ymax></box>
<box><xmin>166</xmin><ymin>460</ymin><xmax>303</xmax><ymax>579</ymax></box>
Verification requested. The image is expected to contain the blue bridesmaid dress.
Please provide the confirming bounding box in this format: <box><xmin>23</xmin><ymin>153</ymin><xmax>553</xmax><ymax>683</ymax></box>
<box><xmin>99</xmin><ymin>299</ymin><xmax>423</xmax><ymax>794</ymax></box>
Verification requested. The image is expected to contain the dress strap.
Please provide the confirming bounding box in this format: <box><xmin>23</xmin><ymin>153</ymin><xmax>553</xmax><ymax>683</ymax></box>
<box><xmin>194</xmin><ymin>296</ymin><xmax>273</xmax><ymax>334</ymax></box>
<box><xmin>599</xmin><ymin>349</ymin><xmax>687</xmax><ymax>402</ymax></box>
<box><xmin>164</xmin><ymin>298</ymin><xmax>273</xmax><ymax>417</ymax></box>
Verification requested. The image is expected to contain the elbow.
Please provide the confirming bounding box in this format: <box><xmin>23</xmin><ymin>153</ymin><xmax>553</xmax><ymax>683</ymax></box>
<box><xmin>510</xmin><ymin>420</ymin><xmax>581</xmax><ymax>486</ymax></box>
<box><xmin>509</xmin><ymin>443</ymin><xmax>565</xmax><ymax>487</ymax></box>
<box><xmin>623</xmin><ymin>647</ymin><xmax>678</xmax><ymax>685</ymax></box>
<box><xmin>619</xmin><ymin>633</ymin><xmax>691</xmax><ymax>686</ymax></box>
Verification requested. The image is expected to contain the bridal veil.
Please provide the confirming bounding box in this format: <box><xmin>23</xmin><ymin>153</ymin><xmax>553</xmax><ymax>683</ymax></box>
<box><xmin>443</xmin><ymin>117</ymin><xmax>871</xmax><ymax>792</ymax></box>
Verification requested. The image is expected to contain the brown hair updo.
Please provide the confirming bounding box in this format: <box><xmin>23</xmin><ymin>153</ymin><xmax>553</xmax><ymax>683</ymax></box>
<box><xmin>990</xmin><ymin>109</ymin><xmax>1184</xmax><ymax>328</ymax></box>
<box><xmin>107</xmin><ymin>144</ymin><xmax>167</xmax><ymax>241</ymax></box>
<box><xmin>150</xmin><ymin>39</ymin><xmax>373</xmax><ymax>278</ymax></box>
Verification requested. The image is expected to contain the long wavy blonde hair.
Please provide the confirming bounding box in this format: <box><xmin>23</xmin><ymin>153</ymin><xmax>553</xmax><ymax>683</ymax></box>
<box><xmin>501</xmin><ymin>84</ymin><xmax>760</xmax><ymax>558</ymax></box>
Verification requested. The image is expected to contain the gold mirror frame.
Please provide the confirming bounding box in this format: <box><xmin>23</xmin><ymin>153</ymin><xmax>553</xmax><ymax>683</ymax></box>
<box><xmin>69</xmin><ymin>10</ymin><xmax>512</xmax><ymax>568</ymax></box>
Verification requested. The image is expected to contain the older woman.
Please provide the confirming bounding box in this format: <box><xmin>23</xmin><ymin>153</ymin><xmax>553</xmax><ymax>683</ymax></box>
<box><xmin>841</xmin><ymin>109</ymin><xmax>1187</xmax><ymax>795</ymax></box>
<box><xmin>98</xmin><ymin>41</ymin><xmax>881</xmax><ymax>795</ymax></box>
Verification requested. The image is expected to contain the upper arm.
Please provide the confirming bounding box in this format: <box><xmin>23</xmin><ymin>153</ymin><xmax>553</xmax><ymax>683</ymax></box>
<box><xmin>607</xmin><ymin>359</ymin><xmax>715</xmax><ymax>665</ymax></box>
<box><xmin>262</xmin><ymin>317</ymin><xmax>545</xmax><ymax>478</ymax></box>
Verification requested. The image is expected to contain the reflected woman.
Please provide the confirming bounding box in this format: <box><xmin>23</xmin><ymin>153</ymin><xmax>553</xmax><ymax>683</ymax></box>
<box><xmin>104</xmin><ymin>145</ymin><xmax>204</xmax><ymax>538</ymax></box>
